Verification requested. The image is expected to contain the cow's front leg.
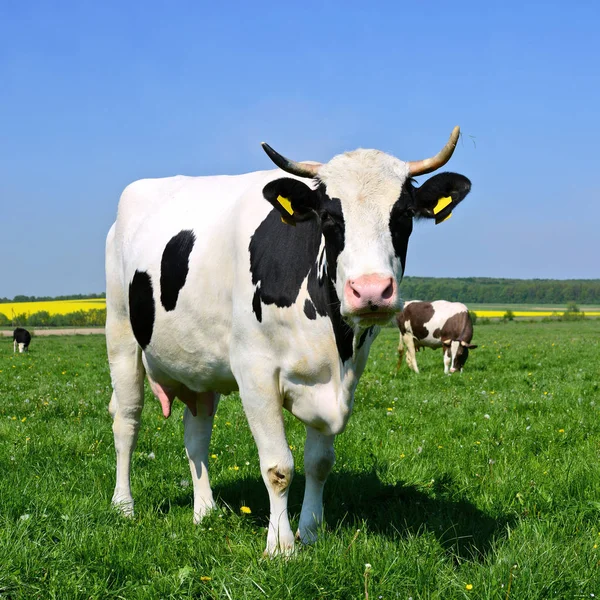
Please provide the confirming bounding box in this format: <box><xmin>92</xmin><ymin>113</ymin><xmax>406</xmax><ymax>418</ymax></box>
<box><xmin>241</xmin><ymin>389</ymin><xmax>295</xmax><ymax>556</ymax></box>
<box><xmin>184</xmin><ymin>392</ymin><xmax>219</xmax><ymax>523</ymax></box>
<box><xmin>297</xmin><ymin>426</ymin><xmax>335</xmax><ymax>544</ymax></box>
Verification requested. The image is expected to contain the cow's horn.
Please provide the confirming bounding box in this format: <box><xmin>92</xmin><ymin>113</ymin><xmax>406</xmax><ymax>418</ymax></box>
<box><xmin>407</xmin><ymin>126</ymin><xmax>461</xmax><ymax>177</ymax></box>
<box><xmin>261</xmin><ymin>142</ymin><xmax>321</xmax><ymax>178</ymax></box>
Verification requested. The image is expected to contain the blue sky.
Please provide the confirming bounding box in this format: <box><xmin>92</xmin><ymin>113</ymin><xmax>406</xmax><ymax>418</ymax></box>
<box><xmin>1</xmin><ymin>0</ymin><xmax>598</xmax><ymax>297</ymax></box>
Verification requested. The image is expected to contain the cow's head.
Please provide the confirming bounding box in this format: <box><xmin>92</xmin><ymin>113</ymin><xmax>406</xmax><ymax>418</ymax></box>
<box><xmin>443</xmin><ymin>340</ymin><xmax>478</xmax><ymax>373</ymax></box>
<box><xmin>261</xmin><ymin>128</ymin><xmax>471</xmax><ymax>328</ymax></box>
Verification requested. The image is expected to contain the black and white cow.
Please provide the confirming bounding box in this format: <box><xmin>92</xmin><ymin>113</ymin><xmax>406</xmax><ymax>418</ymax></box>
<box><xmin>396</xmin><ymin>300</ymin><xmax>477</xmax><ymax>374</ymax></box>
<box><xmin>106</xmin><ymin>127</ymin><xmax>472</xmax><ymax>555</ymax></box>
<box><xmin>13</xmin><ymin>327</ymin><xmax>31</xmax><ymax>353</ymax></box>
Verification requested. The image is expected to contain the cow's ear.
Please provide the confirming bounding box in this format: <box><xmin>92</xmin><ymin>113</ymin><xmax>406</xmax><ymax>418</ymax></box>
<box><xmin>442</xmin><ymin>339</ymin><xmax>452</xmax><ymax>347</ymax></box>
<box><xmin>412</xmin><ymin>172</ymin><xmax>471</xmax><ymax>225</ymax></box>
<box><xmin>262</xmin><ymin>178</ymin><xmax>319</xmax><ymax>226</ymax></box>
<box><xmin>461</xmin><ymin>342</ymin><xmax>477</xmax><ymax>349</ymax></box>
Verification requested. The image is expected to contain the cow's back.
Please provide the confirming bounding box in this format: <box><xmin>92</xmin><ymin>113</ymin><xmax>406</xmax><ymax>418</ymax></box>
<box><xmin>398</xmin><ymin>300</ymin><xmax>471</xmax><ymax>348</ymax></box>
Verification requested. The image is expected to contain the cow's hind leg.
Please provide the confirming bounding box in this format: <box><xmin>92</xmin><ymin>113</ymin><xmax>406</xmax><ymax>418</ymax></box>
<box><xmin>240</xmin><ymin>385</ymin><xmax>295</xmax><ymax>556</ymax></box>
<box><xmin>107</xmin><ymin>319</ymin><xmax>145</xmax><ymax>517</ymax></box>
<box><xmin>403</xmin><ymin>332</ymin><xmax>420</xmax><ymax>373</ymax></box>
<box><xmin>184</xmin><ymin>392</ymin><xmax>219</xmax><ymax>522</ymax></box>
<box><xmin>396</xmin><ymin>332</ymin><xmax>405</xmax><ymax>370</ymax></box>
<box><xmin>297</xmin><ymin>426</ymin><xmax>335</xmax><ymax>544</ymax></box>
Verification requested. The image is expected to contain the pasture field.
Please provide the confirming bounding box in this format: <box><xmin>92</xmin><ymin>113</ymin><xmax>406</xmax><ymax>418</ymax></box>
<box><xmin>1</xmin><ymin>321</ymin><xmax>599</xmax><ymax>599</ymax></box>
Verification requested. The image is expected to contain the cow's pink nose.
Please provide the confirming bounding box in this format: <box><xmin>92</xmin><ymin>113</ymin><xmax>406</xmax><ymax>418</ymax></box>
<box><xmin>344</xmin><ymin>274</ymin><xmax>396</xmax><ymax>312</ymax></box>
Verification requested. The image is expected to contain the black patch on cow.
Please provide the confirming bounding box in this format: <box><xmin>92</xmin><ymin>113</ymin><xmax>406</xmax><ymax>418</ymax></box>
<box><xmin>432</xmin><ymin>328</ymin><xmax>441</xmax><ymax>339</ymax></box>
<box><xmin>327</xmin><ymin>278</ymin><xmax>354</xmax><ymax>362</ymax></box>
<box><xmin>249</xmin><ymin>209</ymin><xmax>322</xmax><ymax>309</ymax></box>
<box><xmin>160</xmin><ymin>230</ymin><xmax>195</xmax><ymax>312</ymax></box>
<box><xmin>13</xmin><ymin>327</ymin><xmax>31</xmax><ymax>348</ymax></box>
<box><xmin>358</xmin><ymin>326</ymin><xmax>374</xmax><ymax>350</ymax></box>
<box><xmin>252</xmin><ymin>288</ymin><xmax>262</xmax><ymax>322</ymax></box>
<box><xmin>317</xmin><ymin>193</ymin><xmax>345</xmax><ymax>283</ymax></box>
<box><xmin>304</xmin><ymin>298</ymin><xmax>317</xmax><ymax>320</ymax></box>
<box><xmin>129</xmin><ymin>270</ymin><xmax>155</xmax><ymax>349</ymax></box>
<box><xmin>389</xmin><ymin>181</ymin><xmax>415</xmax><ymax>272</ymax></box>
<box><xmin>250</xmin><ymin>182</ymin><xmax>354</xmax><ymax>362</ymax></box>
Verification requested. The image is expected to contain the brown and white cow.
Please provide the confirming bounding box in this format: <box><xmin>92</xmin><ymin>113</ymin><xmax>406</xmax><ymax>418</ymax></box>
<box><xmin>396</xmin><ymin>300</ymin><xmax>477</xmax><ymax>374</ymax></box>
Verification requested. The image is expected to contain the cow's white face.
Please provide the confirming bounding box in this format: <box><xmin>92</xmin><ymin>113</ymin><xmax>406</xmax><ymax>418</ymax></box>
<box><xmin>318</xmin><ymin>150</ymin><xmax>410</xmax><ymax>327</ymax></box>
<box><xmin>261</xmin><ymin>148</ymin><xmax>471</xmax><ymax>330</ymax></box>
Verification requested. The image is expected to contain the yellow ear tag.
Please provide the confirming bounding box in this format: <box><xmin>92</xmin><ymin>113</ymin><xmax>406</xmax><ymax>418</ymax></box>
<box><xmin>433</xmin><ymin>196</ymin><xmax>452</xmax><ymax>215</ymax></box>
<box><xmin>277</xmin><ymin>195</ymin><xmax>294</xmax><ymax>216</ymax></box>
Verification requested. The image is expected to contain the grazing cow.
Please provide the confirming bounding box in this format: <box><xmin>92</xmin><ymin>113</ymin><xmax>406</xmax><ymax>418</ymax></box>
<box><xmin>13</xmin><ymin>327</ymin><xmax>31</xmax><ymax>353</ymax></box>
<box><xmin>106</xmin><ymin>127</ymin><xmax>472</xmax><ymax>555</ymax></box>
<box><xmin>396</xmin><ymin>300</ymin><xmax>477</xmax><ymax>374</ymax></box>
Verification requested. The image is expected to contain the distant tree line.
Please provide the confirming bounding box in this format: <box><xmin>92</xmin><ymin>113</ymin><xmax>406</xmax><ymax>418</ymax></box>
<box><xmin>0</xmin><ymin>292</ymin><xmax>105</xmax><ymax>303</ymax></box>
<box><xmin>400</xmin><ymin>278</ymin><xmax>600</xmax><ymax>304</ymax></box>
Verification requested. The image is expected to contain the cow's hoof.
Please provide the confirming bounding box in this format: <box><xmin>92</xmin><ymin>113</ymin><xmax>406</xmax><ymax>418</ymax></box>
<box><xmin>112</xmin><ymin>496</ymin><xmax>134</xmax><ymax>518</ymax></box>
<box><xmin>263</xmin><ymin>532</ymin><xmax>296</xmax><ymax>557</ymax></box>
<box><xmin>296</xmin><ymin>526</ymin><xmax>319</xmax><ymax>545</ymax></box>
<box><xmin>192</xmin><ymin>501</ymin><xmax>217</xmax><ymax>524</ymax></box>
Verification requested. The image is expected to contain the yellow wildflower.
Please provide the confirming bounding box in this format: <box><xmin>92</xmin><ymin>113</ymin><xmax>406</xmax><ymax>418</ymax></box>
<box><xmin>240</xmin><ymin>506</ymin><xmax>251</xmax><ymax>514</ymax></box>
<box><xmin>200</xmin><ymin>576</ymin><xmax>212</xmax><ymax>581</ymax></box>
<box><xmin>466</xmin><ymin>583</ymin><xmax>473</xmax><ymax>590</ymax></box>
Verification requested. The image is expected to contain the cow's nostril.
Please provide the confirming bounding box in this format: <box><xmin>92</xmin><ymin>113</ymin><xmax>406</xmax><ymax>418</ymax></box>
<box><xmin>381</xmin><ymin>279</ymin><xmax>394</xmax><ymax>300</ymax></box>
<box><xmin>350</xmin><ymin>282</ymin><xmax>361</xmax><ymax>299</ymax></box>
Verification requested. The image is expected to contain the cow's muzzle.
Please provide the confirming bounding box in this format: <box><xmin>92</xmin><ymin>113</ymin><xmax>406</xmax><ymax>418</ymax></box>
<box><xmin>343</xmin><ymin>274</ymin><xmax>398</xmax><ymax>324</ymax></box>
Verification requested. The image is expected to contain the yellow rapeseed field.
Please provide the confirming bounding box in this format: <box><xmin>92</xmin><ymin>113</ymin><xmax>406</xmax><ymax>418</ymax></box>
<box><xmin>474</xmin><ymin>310</ymin><xmax>600</xmax><ymax>317</ymax></box>
<box><xmin>0</xmin><ymin>299</ymin><xmax>106</xmax><ymax>318</ymax></box>
<box><xmin>0</xmin><ymin>300</ymin><xmax>598</xmax><ymax>320</ymax></box>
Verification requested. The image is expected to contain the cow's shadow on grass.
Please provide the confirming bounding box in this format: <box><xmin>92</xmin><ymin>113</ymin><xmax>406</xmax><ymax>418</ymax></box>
<box><xmin>169</xmin><ymin>470</ymin><xmax>513</xmax><ymax>562</ymax></box>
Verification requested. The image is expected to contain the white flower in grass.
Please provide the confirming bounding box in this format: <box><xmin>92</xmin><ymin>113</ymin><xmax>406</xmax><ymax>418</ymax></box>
<box><xmin>180</xmin><ymin>479</ymin><xmax>190</xmax><ymax>488</ymax></box>
<box><xmin>147</xmin><ymin>452</ymin><xmax>156</xmax><ymax>460</ymax></box>
<box><xmin>20</xmin><ymin>514</ymin><xmax>31</xmax><ymax>521</ymax></box>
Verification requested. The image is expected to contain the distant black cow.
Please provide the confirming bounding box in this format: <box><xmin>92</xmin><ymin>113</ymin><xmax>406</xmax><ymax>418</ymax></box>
<box><xmin>396</xmin><ymin>301</ymin><xmax>477</xmax><ymax>373</ymax></box>
<box><xmin>13</xmin><ymin>327</ymin><xmax>31</xmax><ymax>353</ymax></box>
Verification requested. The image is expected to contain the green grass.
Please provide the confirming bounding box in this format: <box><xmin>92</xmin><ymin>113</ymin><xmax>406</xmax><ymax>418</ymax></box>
<box><xmin>1</xmin><ymin>322</ymin><xmax>599</xmax><ymax>599</ymax></box>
